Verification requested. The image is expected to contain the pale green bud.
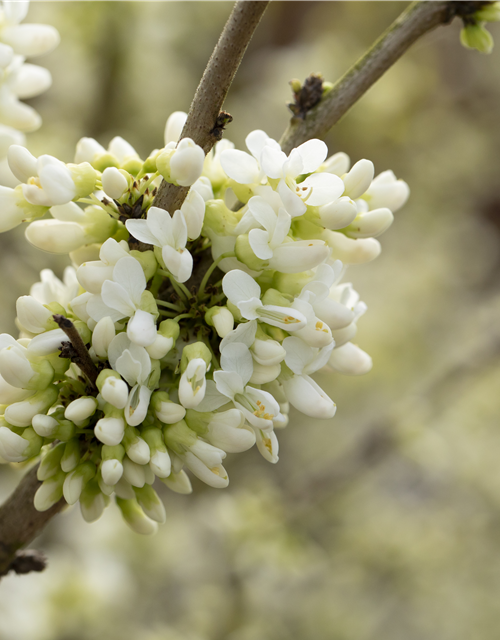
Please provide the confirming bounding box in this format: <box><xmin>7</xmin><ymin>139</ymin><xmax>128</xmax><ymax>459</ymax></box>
<box><xmin>80</xmin><ymin>479</ymin><xmax>109</xmax><ymax>523</ymax></box>
<box><xmin>155</xmin><ymin>148</ymin><xmax>175</xmax><ymax>183</ymax></box>
<box><xmin>261</xmin><ymin>288</ymin><xmax>293</xmax><ymax>307</ymax></box>
<box><xmin>53</xmin><ymin>419</ymin><xmax>77</xmax><ymax>442</ymax></box>
<box><xmin>184</xmin><ymin>409</ymin><xmax>211</xmax><ymax>436</ymax></box>
<box><xmin>460</xmin><ymin>23</ymin><xmax>494</xmax><ymax>53</ymax></box>
<box><xmin>123</xmin><ymin>427</ymin><xmax>150</xmax><ymax>465</ymax></box>
<box><xmin>142</xmin><ymin>149</ymin><xmax>161</xmax><ymax>174</ymax></box>
<box><xmin>116</xmin><ymin>497</ymin><xmax>158</xmax><ymax>535</ymax></box>
<box><xmin>272</xmin><ymin>270</ymin><xmax>314</xmax><ymax>297</ymax></box>
<box><xmin>235</xmin><ymin>234</ymin><xmax>268</xmax><ymax>271</ymax></box>
<box><xmin>133</xmin><ymin>485</ymin><xmax>166</xmax><ymax>523</ymax></box>
<box><xmin>203</xmin><ymin>200</ymin><xmax>239</xmax><ymax>235</ymax></box>
<box><xmin>63</xmin><ymin>461</ymin><xmax>96</xmax><ymax>505</ymax></box>
<box><xmin>67</xmin><ymin>162</ymin><xmax>97</xmax><ymax>199</ymax></box>
<box><xmin>180</xmin><ymin>342</ymin><xmax>212</xmax><ymax>373</ymax></box>
<box><xmin>60</xmin><ymin>438</ymin><xmax>81</xmax><ymax>472</ymax></box>
<box><xmin>130</xmin><ymin>249</ymin><xmax>157</xmax><ymax>282</ymax></box>
<box><xmin>151</xmin><ymin>391</ymin><xmax>186</xmax><ymax>424</ymax></box>
<box><xmin>205</xmin><ymin>306</ymin><xmax>234</xmax><ymax>338</ymax></box>
<box><xmin>83</xmin><ymin>206</ymin><xmax>118</xmax><ymax>243</ymax></box>
<box><xmin>122</xmin><ymin>457</ymin><xmax>146</xmax><ymax>488</ymax></box>
<box><xmin>162</xmin><ymin>419</ymin><xmax>197</xmax><ymax>455</ymax></box>
<box><xmin>64</xmin><ymin>396</ymin><xmax>98</xmax><ymax>424</ymax></box>
<box><xmin>34</xmin><ymin>469</ymin><xmax>65</xmax><ymax>512</ymax></box>
<box><xmin>5</xmin><ymin>385</ymin><xmax>58</xmax><ymax>427</ymax></box>
<box><xmin>160</xmin><ymin>469</ymin><xmax>192</xmax><ymax>495</ymax></box>
<box><xmin>38</xmin><ymin>442</ymin><xmax>65</xmax><ymax>481</ymax></box>
<box><xmin>289</xmin><ymin>78</ymin><xmax>302</xmax><ymax>93</ymax></box>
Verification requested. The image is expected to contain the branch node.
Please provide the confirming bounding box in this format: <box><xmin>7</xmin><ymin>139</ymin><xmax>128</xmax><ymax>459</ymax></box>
<box><xmin>5</xmin><ymin>549</ymin><xmax>48</xmax><ymax>576</ymax></box>
<box><xmin>287</xmin><ymin>73</ymin><xmax>324</xmax><ymax>120</ymax></box>
<box><xmin>210</xmin><ymin>110</ymin><xmax>233</xmax><ymax>141</ymax></box>
<box><xmin>53</xmin><ymin>314</ymin><xmax>98</xmax><ymax>389</ymax></box>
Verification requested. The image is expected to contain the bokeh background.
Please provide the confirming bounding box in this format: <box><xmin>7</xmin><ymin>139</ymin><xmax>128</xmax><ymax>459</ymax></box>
<box><xmin>1</xmin><ymin>2</ymin><xmax>500</xmax><ymax>639</ymax></box>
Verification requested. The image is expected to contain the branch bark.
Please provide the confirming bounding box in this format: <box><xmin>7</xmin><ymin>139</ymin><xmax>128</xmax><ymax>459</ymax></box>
<box><xmin>153</xmin><ymin>0</ymin><xmax>269</xmax><ymax>214</ymax></box>
<box><xmin>279</xmin><ymin>1</ymin><xmax>485</xmax><ymax>153</ymax></box>
<box><xmin>0</xmin><ymin>464</ymin><xmax>65</xmax><ymax>577</ymax></box>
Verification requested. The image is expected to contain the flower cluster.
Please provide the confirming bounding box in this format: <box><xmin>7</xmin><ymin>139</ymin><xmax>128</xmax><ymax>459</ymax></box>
<box><xmin>0</xmin><ymin>110</ymin><xmax>408</xmax><ymax>534</ymax></box>
<box><xmin>0</xmin><ymin>1</ymin><xmax>59</xmax><ymax>182</ymax></box>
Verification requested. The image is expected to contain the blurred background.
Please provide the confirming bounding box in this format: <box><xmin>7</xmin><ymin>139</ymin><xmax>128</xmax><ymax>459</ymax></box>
<box><xmin>1</xmin><ymin>2</ymin><xmax>500</xmax><ymax>639</ymax></box>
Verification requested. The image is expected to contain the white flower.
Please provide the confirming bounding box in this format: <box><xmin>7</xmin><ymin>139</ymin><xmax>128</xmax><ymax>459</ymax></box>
<box><xmin>100</xmin><ymin>375</ymin><xmax>129</xmax><ymax>409</ymax></box>
<box><xmin>178</xmin><ymin>358</ymin><xmax>208</xmax><ymax>409</ymax></box>
<box><xmin>328</xmin><ymin>341</ymin><xmax>373</xmax><ymax>375</ymax></box>
<box><xmin>363</xmin><ymin>170</ymin><xmax>409</xmax><ymax>212</ymax></box>
<box><xmin>8</xmin><ymin>145</ymin><xmax>76</xmax><ymax>206</ymax></box>
<box><xmin>281</xmin><ymin>337</ymin><xmax>336</xmax><ymax>418</ymax></box>
<box><xmin>222</xmin><ymin>269</ymin><xmax>307</xmax><ymax>331</ymax></box>
<box><xmin>0</xmin><ymin>3</ymin><xmax>60</xmax><ymax>57</ymax></box>
<box><xmin>126</xmin><ymin>206</ymin><xmax>193</xmax><ymax>283</ymax></box>
<box><xmin>182</xmin><ymin>439</ymin><xmax>229</xmax><ymax>489</ymax></box>
<box><xmin>91</xmin><ymin>316</ymin><xmax>116</xmax><ymax>358</ymax></box>
<box><xmin>16</xmin><ymin>294</ymin><xmax>52</xmax><ymax>333</ymax></box>
<box><xmin>297</xmin><ymin>263</ymin><xmax>355</xmax><ymax>332</ymax></box>
<box><xmin>170</xmin><ymin>138</ymin><xmax>205</xmax><ymax>187</ymax></box>
<box><xmin>164</xmin><ymin>110</ymin><xmax>187</xmax><ymax>145</ymax></box>
<box><xmin>30</xmin><ymin>267</ymin><xmax>79</xmax><ymax>308</ymax></box>
<box><xmin>76</xmin><ymin>238</ymin><xmax>129</xmax><ymax>294</ymax></box>
<box><xmin>204</xmin><ymin>409</ymin><xmax>255</xmax><ymax>453</ymax></box>
<box><xmin>101</xmin><ymin>167</ymin><xmax>128</xmax><ymax>200</ymax></box>
<box><xmin>107</xmin><ymin>332</ymin><xmax>153</xmax><ymax>427</ymax></box>
<box><xmin>342</xmin><ymin>159</ymin><xmax>374</xmax><ymax>200</ymax></box>
<box><xmin>87</xmin><ymin>255</ymin><xmax>157</xmax><ymax>347</ymax></box>
<box><xmin>0</xmin><ymin>426</ymin><xmax>28</xmax><ymax>462</ymax></box>
<box><xmin>214</xmin><ymin>342</ymin><xmax>282</xmax><ymax>431</ymax></box>
<box><xmin>255</xmin><ymin>428</ymin><xmax>279</xmax><ymax>464</ymax></box>
<box><xmin>179</xmin><ymin>188</ymin><xmax>205</xmax><ymax>240</ymax></box>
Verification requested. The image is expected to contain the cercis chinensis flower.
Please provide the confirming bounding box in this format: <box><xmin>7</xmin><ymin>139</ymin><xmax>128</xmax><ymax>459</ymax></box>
<box><xmin>0</xmin><ymin>105</ymin><xmax>409</xmax><ymax>534</ymax></box>
<box><xmin>0</xmin><ymin>1</ymin><xmax>59</xmax><ymax>186</ymax></box>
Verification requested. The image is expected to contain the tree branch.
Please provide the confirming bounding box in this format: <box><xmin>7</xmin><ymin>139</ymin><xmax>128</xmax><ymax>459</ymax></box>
<box><xmin>53</xmin><ymin>314</ymin><xmax>99</xmax><ymax>391</ymax></box>
<box><xmin>153</xmin><ymin>0</ymin><xmax>269</xmax><ymax>214</ymax></box>
<box><xmin>279</xmin><ymin>1</ymin><xmax>489</xmax><ymax>153</ymax></box>
<box><xmin>0</xmin><ymin>464</ymin><xmax>65</xmax><ymax>577</ymax></box>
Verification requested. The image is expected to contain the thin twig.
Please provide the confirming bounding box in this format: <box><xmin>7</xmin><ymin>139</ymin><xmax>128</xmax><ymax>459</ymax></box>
<box><xmin>53</xmin><ymin>314</ymin><xmax>99</xmax><ymax>390</ymax></box>
<box><xmin>153</xmin><ymin>0</ymin><xmax>269</xmax><ymax>214</ymax></box>
<box><xmin>279</xmin><ymin>1</ymin><xmax>490</xmax><ymax>153</ymax></box>
<box><xmin>0</xmin><ymin>464</ymin><xmax>65</xmax><ymax>577</ymax></box>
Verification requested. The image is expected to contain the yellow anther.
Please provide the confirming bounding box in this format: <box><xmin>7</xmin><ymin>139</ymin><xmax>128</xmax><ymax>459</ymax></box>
<box><xmin>210</xmin><ymin>466</ymin><xmax>220</xmax><ymax>476</ymax></box>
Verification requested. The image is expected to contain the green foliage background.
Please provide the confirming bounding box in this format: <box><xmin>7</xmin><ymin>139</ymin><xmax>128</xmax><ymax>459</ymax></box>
<box><xmin>1</xmin><ymin>2</ymin><xmax>500</xmax><ymax>639</ymax></box>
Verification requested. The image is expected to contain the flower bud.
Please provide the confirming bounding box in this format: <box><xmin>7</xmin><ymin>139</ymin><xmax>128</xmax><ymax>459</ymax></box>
<box><xmin>205</xmin><ymin>409</ymin><xmax>256</xmax><ymax>453</ymax></box>
<box><xmin>160</xmin><ymin>469</ymin><xmax>192</xmax><ymax>494</ymax></box>
<box><xmin>345</xmin><ymin>208</ymin><xmax>394</xmax><ymax>239</ymax></box>
<box><xmin>63</xmin><ymin>461</ymin><xmax>96</xmax><ymax>505</ymax></box>
<box><xmin>0</xmin><ymin>346</ymin><xmax>34</xmax><ymax>388</ymax></box>
<box><xmin>34</xmin><ymin>470</ymin><xmax>65</xmax><ymax>512</ymax></box>
<box><xmin>5</xmin><ymin>385</ymin><xmax>58</xmax><ymax>427</ymax></box>
<box><xmin>318</xmin><ymin>196</ymin><xmax>358</xmax><ymax>230</ymax></box>
<box><xmin>60</xmin><ymin>438</ymin><xmax>81</xmax><ymax>472</ymax></box>
<box><xmin>116</xmin><ymin>497</ymin><xmax>158</xmax><ymax>535</ymax></box>
<box><xmin>123</xmin><ymin>426</ymin><xmax>150</xmax><ymax>465</ymax></box>
<box><xmin>169</xmin><ymin>138</ymin><xmax>205</xmax><ymax>187</ymax></box>
<box><xmin>152</xmin><ymin>391</ymin><xmax>186</xmax><ymax>424</ymax></box>
<box><xmin>328</xmin><ymin>342</ymin><xmax>373</xmax><ymax>375</ymax></box>
<box><xmin>97</xmin><ymin>370</ymin><xmax>128</xmax><ymax>409</ymax></box>
<box><xmin>164</xmin><ymin>111</ymin><xmax>187</xmax><ymax>145</ymax></box>
<box><xmin>102</xmin><ymin>167</ymin><xmax>129</xmax><ymax>199</ymax></box>
<box><xmin>80</xmin><ymin>480</ymin><xmax>109</xmax><ymax>523</ymax></box>
<box><xmin>141</xmin><ymin>427</ymin><xmax>171</xmax><ymax>478</ymax></box>
<box><xmin>322</xmin><ymin>229</ymin><xmax>381</xmax><ymax>264</ymax></box>
<box><xmin>0</xmin><ymin>426</ymin><xmax>29</xmax><ymax>462</ymax></box>
<box><xmin>249</xmin><ymin>361</ymin><xmax>281</xmax><ymax>385</ymax></box>
<box><xmin>16</xmin><ymin>296</ymin><xmax>53</xmax><ymax>334</ymax></box>
<box><xmin>92</xmin><ymin>317</ymin><xmax>116</xmax><ymax>358</ymax></box>
<box><xmin>342</xmin><ymin>159</ymin><xmax>374</xmax><ymax>199</ymax></box>
<box><xmin>205</xmin><ymin>306</ymin><xmax>234</xmax><ymax>338</ymax></box>
<box><xmin>38</xmin><ymin>442</ymin><xmax>65</xmax><ymax>481</ymax></box>
<box><xmin>67</xmin><ymin>162</ymin><xmax>97</xmax><ymax>199</ymax></box>
<box><xmin>364</xmin><ymin>170</ymin><xmax>409</xmax><ymax>212</ymax></box>
<box><xmin>95</xmin><ymin>413</ymin><xmax>126</xmax><ymax>446</ymax></box>
<box><xmin>64</xmin><ymin>396</ymin><xmax>98</xmax><ymax>424</ymax></box>
<box><xmin>133</xmin><ymin>485</ymin><xmax>166</xmax><ymax>523</ymax></box>
<box><xmin>122</xmin><ymin>456</ymin><xmax>146</xmax><ymax>488</ymax></box>
<box><xmin>321</xmin><ymin>152</ymin><xmax>350</xmax><ymax>176</ymax></box>
<box><xmin>32</xmin><ymin>413</ymin><xmax>58</xmax><ymax>437</ymax></box>
<box><xmin>25</xmin><ymin>219</ymin><xmax>87</xmax><ymax>254</ymax></box>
